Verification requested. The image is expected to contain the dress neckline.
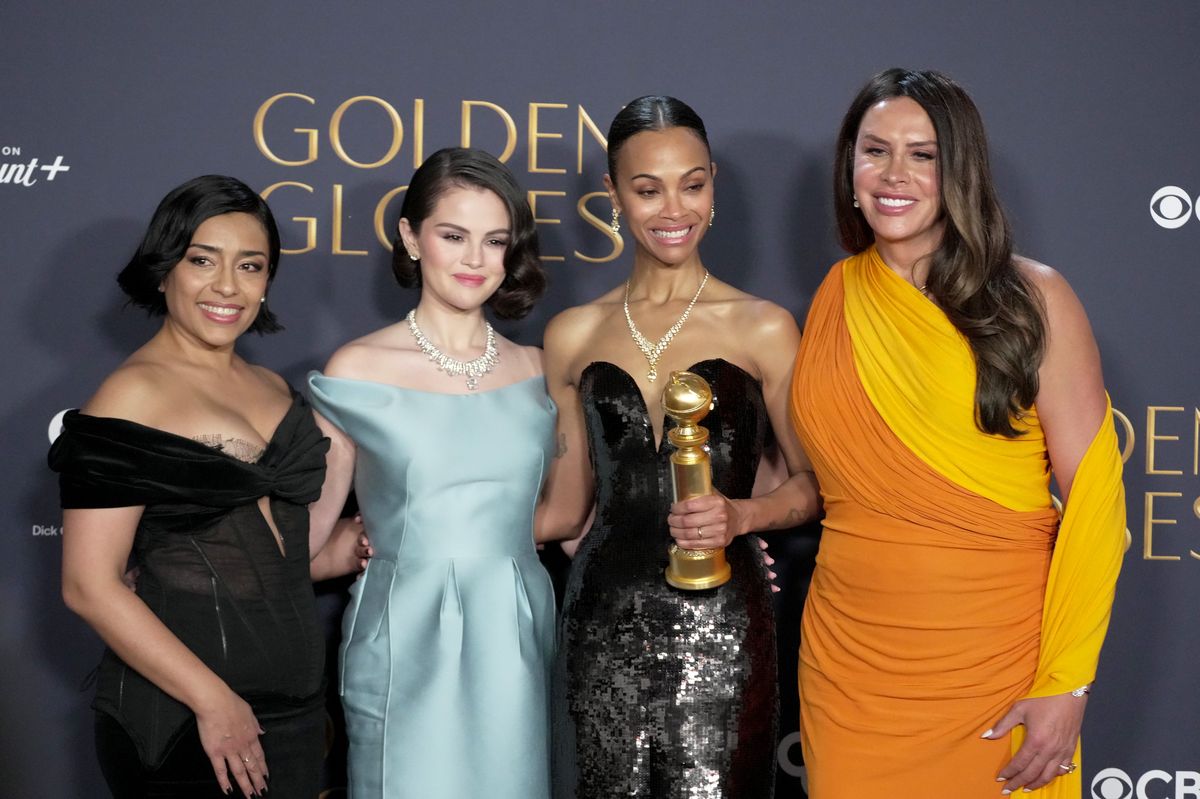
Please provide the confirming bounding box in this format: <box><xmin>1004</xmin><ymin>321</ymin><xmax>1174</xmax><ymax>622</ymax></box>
<box><xmin>309</xmin><ymin>371</ymin><xmax>544</xmax><ymax>398</ymax></box>
<box><xmin>582</xmin><ymin>358</ymin><xmax>760</xmax><ymax>453</ymax></box>
<box><xmin>66</xmin><ymin>390</ymin><xmax>304</xmax><ymax>468</ymax></box>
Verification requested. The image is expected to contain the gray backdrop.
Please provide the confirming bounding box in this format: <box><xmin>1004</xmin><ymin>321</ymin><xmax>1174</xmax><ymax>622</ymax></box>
<box><xmin>3</xmin><ymin>2</ymin><xmax>1197</xmax><ymax>797</ymax></box>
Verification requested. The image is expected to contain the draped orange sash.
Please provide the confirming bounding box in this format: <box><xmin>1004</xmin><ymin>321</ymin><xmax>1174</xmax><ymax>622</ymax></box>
<box><xmin>790</xmin><ymin>249</ymin><xmax>1125</xmax><ymax>797</ymax></box>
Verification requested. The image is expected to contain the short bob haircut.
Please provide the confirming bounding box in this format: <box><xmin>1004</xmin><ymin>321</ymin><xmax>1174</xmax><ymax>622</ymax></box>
<box><xmin>605</xmin><ymin>95</ymin><xmax>711</xmax><ymax>179</ymax></box>
<box><xmin>117</xmin><ymin>175</ymin><xmax>283</xmax><ymax>334</ymax></box>
<box><xmin>391</xmin><ymin>147</ymin><xmax>544</xmax><ymax>320</ymax></box>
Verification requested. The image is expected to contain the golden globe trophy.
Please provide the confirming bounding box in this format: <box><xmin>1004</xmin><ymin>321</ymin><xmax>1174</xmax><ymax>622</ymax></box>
<box><xmin>662</xmin><ymin>371</ymin><xmax>732</xmax><ymax>590</ymax></box>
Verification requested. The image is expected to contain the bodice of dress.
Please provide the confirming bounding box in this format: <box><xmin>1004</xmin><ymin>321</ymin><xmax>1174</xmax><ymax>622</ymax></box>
<box><xmin>307</xmin><ymin>373</ymin><xmax>557</xmax><ymax>562</ymax></box>
<box><xmin>47</xmin><ymin>392</ymin><xmax>329</xmax><ymax>767</ymax></box>
<box><xmin>575</xmin><ymin>358</ymin><xmax>770</xmax><ymax>584</ymax></box>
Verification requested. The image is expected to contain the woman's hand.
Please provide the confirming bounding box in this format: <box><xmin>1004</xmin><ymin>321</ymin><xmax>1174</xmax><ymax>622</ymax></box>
<box><xmin>668</xmin><ymin>492</ymin><xmax>743</xmax><ymax>550</ymax></box>
<box><xmin>985</xmin><ymin>691</ymin><xmax>1087</xmax><ymax>793</ymax></box>
<box><xmin>310</xmin><ymin>514</ymin><xmax>370</xmax><ymax>581</ymax></box>
<box><xmin>194</xmin><ymin>687</ymin><xmax>269</xmax><ymax>797</ymax></box>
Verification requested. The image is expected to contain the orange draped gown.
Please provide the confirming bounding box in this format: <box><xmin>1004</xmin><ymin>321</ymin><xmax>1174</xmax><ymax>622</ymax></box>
<box><xmin>790</xmin><ymin>248</ymin><xmax>1125</xmax><ymax>797</ymax></box>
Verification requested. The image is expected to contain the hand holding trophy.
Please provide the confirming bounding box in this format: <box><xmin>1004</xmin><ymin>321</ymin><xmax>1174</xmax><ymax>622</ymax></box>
<box><xmin>662</xmin><ymin>370</ymin><xmax>732</xmax><ymax>590</ymax></box>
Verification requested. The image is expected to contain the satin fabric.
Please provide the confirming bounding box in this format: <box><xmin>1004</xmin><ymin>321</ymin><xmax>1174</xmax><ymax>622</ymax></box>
<box><xmin>790</xmin><ymin>249</ymin><xmax>1124</xmax><ymax>797</ymax></box>
<box><xmin>308</xmin><ymin>373</ymin><xmax>557</xmax><ymax>799</ymax></box>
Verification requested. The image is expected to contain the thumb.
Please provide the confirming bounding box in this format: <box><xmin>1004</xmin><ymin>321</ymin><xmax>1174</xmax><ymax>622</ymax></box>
<box><xmin>982</xmin><ymin>704</ymin><xmax>1024</xmax><ymax>739</ymax></box>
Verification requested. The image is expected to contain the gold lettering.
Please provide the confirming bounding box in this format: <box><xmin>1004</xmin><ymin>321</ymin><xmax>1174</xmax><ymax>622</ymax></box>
<box><xmin>329</xmin><ymin>96</ymin><xmax>403</xmax><ymax>169</ymax></box>
<box><xmin>528</xmin><ymin>103</ymin><xmax>568</xmax><ymax>174</ymax></box>
<box><xmin>528</xmin><ymin>190</ymin><xmax>566</xmax><ymax>262</ymax></box>
<box><xmin>260</xmin><ymin>182</ymin><xmax>316</xmax><ymax>254</ymax></box>
<box><xmin>1111</xmin><ymin>407</ymin><xmax>1135</xmax><ymax>465</ymax></box>
<box><xmin>577</xmin><ymin>105</ymin><xmax>609</xmax><ymax>174</ymax></box>
<box><xmin>1146</xmin><ymin>406</ymin><xmax>1185</xmax><ymax>475</ymax></box>
<box><xmin>1143</xmin><ymin>492</ymin><xmax>1182</xmax><ymax>561</ymax></box>
<box><xmin>460</xmin><ymin>101</ymin><xmax>517</xmax><ymax>163</ymax></box>
<box><xmin>331</xmin><ymin>184</ymin><xmax>369</xmax><ymax>256</ymax></box>
<box><xmin>412</xmin><ymin>99</ymin><xmax>425</xmax><ymax>168</ymax></box>
<box><xmin>1194</xmin><ymin>408</ymin><xmax>1199</xmax><ymax>476</ymax></box>
<box><xmin>575</xmin><ymin>191</ymin><xmax>623</xmax><ymax>263</ymax></box>
<box><xmin>373</xmin><ymin>186</ymin><xmax>408</xmax><ymax>249</ymax></box>
<box><xmin>253</xmin><ymin>93</ymin><xmax>318</xmax><ymax>167</ymax></box>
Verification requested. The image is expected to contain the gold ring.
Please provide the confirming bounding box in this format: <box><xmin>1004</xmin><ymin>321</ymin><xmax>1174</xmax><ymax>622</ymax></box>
<box><xmin>1058</xmin><ymin>762</ymin><xmax>1077</xmax><ymax>773</ymax></box>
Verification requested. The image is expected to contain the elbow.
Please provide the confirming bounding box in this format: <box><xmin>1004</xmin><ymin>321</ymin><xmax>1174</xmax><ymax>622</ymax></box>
<box><xmin>61</xmin><ymin>576</ymin><xmax>93</xmax><ymax>619</ymax></box>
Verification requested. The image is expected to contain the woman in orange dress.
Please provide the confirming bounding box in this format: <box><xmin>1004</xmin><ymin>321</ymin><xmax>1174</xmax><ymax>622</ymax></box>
<box><xmin>790</xmin><ymin>69</ymin><xmax>1125</xmax><ymax>797</ymax></box>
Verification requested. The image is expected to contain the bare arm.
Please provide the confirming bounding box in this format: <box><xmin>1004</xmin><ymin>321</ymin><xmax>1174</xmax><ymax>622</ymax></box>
<box><xmin>62</xmin><ymin>507</ymin><xmax>268</xmax><ymax>797</ymax></box>
<box><xmin>534</xmin><ymin>310</ymin><xmax>596</xmax><ymax>545</ymax></box>
<box><xmin>669</xmin><ymin>304</ymin><xmax>821</xmax><ymax>549</ymax></box>
<box><xmin>990</xmin><ymin>261</ymin><xmax>1109</xmax><ymax>792</ymax></box>
<box><xmin>307</xmin><ymin>411</ymin><xmax>361</xmax><ymax>579</ymax></box>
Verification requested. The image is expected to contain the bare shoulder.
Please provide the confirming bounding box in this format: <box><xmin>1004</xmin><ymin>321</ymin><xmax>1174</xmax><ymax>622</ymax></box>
<box><xmin>498</xmin><ymin>337</ymin><xmax>546</xmax><ymax>378</ymax></box>
<box><xmin>245</xmin><ymin>363</ymin><xmax>290</xmax><ymax>395</ymax></box>
<box><xmin>735</xmin><ymin>295</ymin><xmax>801</xmax><ymax>346</ymax></box>
<box><xmin>323</xmin><ymin>323</ymin><xmax>409</xmax><ymax>379</ymax></box>
<box><xmin>81</xmin><ymin>361</ymin><xmax>173</xmax><ymax>424</ymax></box>
<box><xmin>545</xmin><ymin>301</ymin><xmax>609</xmax><ymax>351</ymax></box>
<box><xmin>1014</xmin><ymin>256</ymin><xmax>1092</xmax><ymax>334</ymax></box>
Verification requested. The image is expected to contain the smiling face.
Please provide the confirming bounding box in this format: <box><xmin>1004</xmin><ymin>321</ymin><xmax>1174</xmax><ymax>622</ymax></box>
<box><xmin>159</xmin><ymin>211</ymin><xmax>270</xmax><ymax>349</ymax></box>
<box><xmin>605</xmin><ymin>126</ymin><xmax>715</xmax><ymax>268</ymax></box>
<box><xmin>398</xmin><ymin>184</ymin><xmax>510</xmax><ymax>313</ymax></box>
<box><xmin>852</xmin><ymin>96</ymin><xmax>945</xmax><ymax>264</ymax></box>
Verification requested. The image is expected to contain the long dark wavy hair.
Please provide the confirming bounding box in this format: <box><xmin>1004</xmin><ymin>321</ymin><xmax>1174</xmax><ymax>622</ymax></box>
<box><xmin>834</xmin><ymin>68</ymin><xmax>1046</xmax><ymax>436</ymax></box>
<box><xmin>391</xmin><ymin>147</ymin><xmax>544</xmax><ymax>320</ymax></box>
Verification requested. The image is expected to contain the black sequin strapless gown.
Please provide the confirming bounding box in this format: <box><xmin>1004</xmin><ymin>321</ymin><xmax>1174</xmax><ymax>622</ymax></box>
<box><xmin>554</xmin><ymin>359</ymin><xmax>778</xmax><ymax>799</ymax></box>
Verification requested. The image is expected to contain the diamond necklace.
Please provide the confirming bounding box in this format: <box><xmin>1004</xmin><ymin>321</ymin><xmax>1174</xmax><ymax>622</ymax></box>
<box><xmin>406</xmin><ymin>309</ymin><xmax>499</xmax><ymax>390</ymax></box>
<box><xmin>623</xmin><ymin>270</ymin><xmax>709</xmax><ymax>382</ymax></box>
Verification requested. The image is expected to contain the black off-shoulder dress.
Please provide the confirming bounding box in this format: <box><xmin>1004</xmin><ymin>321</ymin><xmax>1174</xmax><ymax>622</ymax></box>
<box><xmin>48</xmin><ymin>393</ymin><xmax>329</xmax><ymax>798</ymax></box>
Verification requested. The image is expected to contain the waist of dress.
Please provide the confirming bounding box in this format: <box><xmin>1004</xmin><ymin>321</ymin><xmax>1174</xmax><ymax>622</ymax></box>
<box><xmin>370</xmin><ymin>548</ymin><xmax>543</xmax><ymax>564</ymax></box>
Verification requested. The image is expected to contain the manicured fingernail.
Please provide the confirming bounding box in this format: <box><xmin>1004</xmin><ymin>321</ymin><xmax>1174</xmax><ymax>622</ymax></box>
<box><xmin>1001</xmin><ymin>791</ymin><xmax>1011</xmax><ymax>796</ymax></box>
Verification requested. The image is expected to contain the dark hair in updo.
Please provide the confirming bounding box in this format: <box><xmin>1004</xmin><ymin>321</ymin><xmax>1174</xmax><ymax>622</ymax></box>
<box><xmin>605</xmin><ymin>95</ymin><xmax>711</xmax><ymax>178</ymax></box>
<box><xmin>117</xmin><ymin>175</ymin><xmax>283</xmax><ymax>334</ymax></box>
<box><xmin>391</xmin><ymin>147</ymin><xmax>544</xmax><ymax>320</ymax></box>
<box><xmin>834</xmin><ymin>68</ymin><xmax>1046</xmax><ymax>437</ymax></box>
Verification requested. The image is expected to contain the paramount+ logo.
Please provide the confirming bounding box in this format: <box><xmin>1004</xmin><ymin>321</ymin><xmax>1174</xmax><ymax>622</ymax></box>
<box><xmin>1092</xmin><ymin>767</ymin><xmax>1200</xmax><ymax>799</ymax></box>
<box><xmin>1149</xmin><ymin>186</ymin><xmax>1200</xmax><ymax>229</ymax></box>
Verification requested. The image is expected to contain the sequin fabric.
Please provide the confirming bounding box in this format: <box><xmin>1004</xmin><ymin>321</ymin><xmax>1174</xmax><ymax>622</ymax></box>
<box><xmin>554</xmin><ymin>359</ymin><xmax>778</xmax><ymax>799</ymax></box>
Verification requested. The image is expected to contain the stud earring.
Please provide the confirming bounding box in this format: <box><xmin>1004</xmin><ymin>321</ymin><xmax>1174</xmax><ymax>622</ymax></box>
<box><xmin>409</xmin><ymin>252</ymin><xmax>419</xmax><ymax>261</ymax></box>
<box><xmin>610</xmin><ymin>208</ymin><xmax>620</xmax><ymax>235</ymax></box>
<box><xmin>157</xmin><ymin>284</ymin><xmax>165</xmax><ymax>293</ymax></box>
<box><xmin>709</xmin><ymin>205</ymin><xmax>716</xmax><ymax>227</ymax></box>
<box><xmin>852</xmin><ymin>199</ymin><xmax>860</xmax><ymax>208</ymax></box>
<box><xmin>260</xmin><ymin>296</ymin><xmax>266</xmax><ymax>304</ymax></box>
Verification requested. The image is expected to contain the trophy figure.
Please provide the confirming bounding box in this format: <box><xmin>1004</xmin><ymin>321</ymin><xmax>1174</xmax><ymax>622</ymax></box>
<box><xmin>662</xmin><ymin>370</ymin><xmax>732</xmax><ymax>590</ymax></box>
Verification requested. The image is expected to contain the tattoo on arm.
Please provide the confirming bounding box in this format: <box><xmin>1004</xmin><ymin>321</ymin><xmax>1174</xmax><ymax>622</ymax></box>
<box><xmin>555</xmin><ymin>433</ymin><xmax>568</xmax><ymax>459</ymax></box>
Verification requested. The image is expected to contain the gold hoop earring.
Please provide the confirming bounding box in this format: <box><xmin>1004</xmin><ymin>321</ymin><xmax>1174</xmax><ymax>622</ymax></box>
<box><xmin>610</xmin><ymin>208</ymin><xmax>620</xmax><ymax>235</ymax></box>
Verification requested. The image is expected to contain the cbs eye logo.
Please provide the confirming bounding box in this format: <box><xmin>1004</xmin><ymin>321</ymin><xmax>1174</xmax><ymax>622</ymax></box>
<box><xmin>1149</xmin><ymin>186</ymin><xmax>1198</xmax><ymax>229</ymax></box>
<box><xmin>1092</xmin><ymin>767</ymin><xmax>1132</xmax><ymax>799</ymax></box>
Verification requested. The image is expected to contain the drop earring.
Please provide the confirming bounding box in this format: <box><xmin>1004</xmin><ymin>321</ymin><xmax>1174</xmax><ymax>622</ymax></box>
<box><xmin>852</xmin><ymin>199</ymin><xmax>860</xmax><ymax>208</ymax></box>
<box><xmin>709</xmin><ymin>205</ymin><xmax>716</xmax><ymax>227</ymax></box>
<box><xmin>610</xmin><ymin>208</ymin><xmax>620</xmax><ymax>235</ymax></box>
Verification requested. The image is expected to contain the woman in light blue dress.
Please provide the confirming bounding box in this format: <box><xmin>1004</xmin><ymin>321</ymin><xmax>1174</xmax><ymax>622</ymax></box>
<box><xmin>306</xmin><ymin>148</ymin><xmax>555</xmax><ymax>798</ymax></box>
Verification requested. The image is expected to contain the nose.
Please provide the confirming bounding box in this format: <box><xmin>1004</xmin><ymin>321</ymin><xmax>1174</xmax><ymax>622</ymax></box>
<box><xmin>881</xmin><ymin>156</ymin><xmax>908</xmax><ymax>186</ymax></box>
<box><xmin>462</xmin><ymin>240</ymin><xmax>483</xmax><ymax>268</ymax></box>
<box><xmin>211</xmin><ymin>263</ymin><xmax>237</xmax><ymax>296</ymax></box>
<box><xmin>661</xmin><ymin>190</ymin><xmax>685</xmax><ymax>220</ymax></box>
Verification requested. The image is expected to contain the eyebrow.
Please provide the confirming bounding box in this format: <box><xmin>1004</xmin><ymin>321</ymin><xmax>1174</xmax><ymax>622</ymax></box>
<box><xmin>861</xmin><ymin>133</ymin><xmax>938</xmax><ymax>148</ymax></box>
<box><xmin>629</xmin><ymin>166</ymin><xmax>708</xmax><ymax>182</ymax></box>
<box><xmin>433</xmin><ymin>222</ymin><xmax>510</xmax><ymax>236</ymax></box>
<box><xmin>188</xmin><ymin>242</ymin><xmax>268</xmax><ymax>258</ymax></box>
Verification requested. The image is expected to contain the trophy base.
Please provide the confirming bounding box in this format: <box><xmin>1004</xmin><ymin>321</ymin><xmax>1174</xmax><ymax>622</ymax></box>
<box><xmin>665</xmin><ymin>544</ymin><xmax>732</xmax><ymax>590</ymax></box>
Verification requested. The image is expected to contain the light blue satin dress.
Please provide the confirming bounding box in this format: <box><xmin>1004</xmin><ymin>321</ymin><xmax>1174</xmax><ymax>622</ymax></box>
<box><xmin>308</xmin><ymin>372</ymin><xmax>557</xmax><ymax>799</ymax></box>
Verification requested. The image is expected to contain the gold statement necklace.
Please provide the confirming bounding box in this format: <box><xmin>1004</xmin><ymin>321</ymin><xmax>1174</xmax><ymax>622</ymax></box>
<box><xmin>623</xmin><ymin>270</ymin><xmax>709</xmax><ymax>382</ymax></box>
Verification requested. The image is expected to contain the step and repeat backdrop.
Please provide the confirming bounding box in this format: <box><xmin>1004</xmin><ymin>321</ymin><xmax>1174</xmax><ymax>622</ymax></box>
<box><xmin>3</xmin><ymin>2</ymin><xmax>1197</xmax><ymax>796</ymax></box>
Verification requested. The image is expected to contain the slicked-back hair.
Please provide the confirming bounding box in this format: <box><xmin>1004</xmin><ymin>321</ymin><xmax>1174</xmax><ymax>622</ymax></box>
<box><xmin>117</xmin><ymin>175</ymin><xmax>283</xmax><ymax>334</ymax></box>
<box><xmin>391</xmin><ymin>147</ymin><xmax>544</xmax><ymax>320</ymax></box>
<box><xmin>606</xmin><ymin>95</ymin><xmax>711</xmax><ymax>179</ymax></box>
<box><xmin>834</xmin><ymin>68</ymin><xmax>1046</xmax><ymax>437</ymax></box>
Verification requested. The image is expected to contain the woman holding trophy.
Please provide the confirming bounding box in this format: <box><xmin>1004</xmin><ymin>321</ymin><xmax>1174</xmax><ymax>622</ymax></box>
<box><xmin>539</xmin><ymin>96</ymin><xmax>820</xmax><ymax>798</ymax></box>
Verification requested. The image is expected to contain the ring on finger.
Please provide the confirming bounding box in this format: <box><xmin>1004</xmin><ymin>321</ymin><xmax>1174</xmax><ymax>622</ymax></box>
<box><xmin>696</xmin><ymin>526</ymin><xmax>704</xmax><ymax>540</ymax></box>
<box><xmin>241</xmin><ymin>755</ymin><xmax>252</xmax><ymax>764</ymax></box>
<box><xmin>1058</xmin><ymin>762</ymin><xmax>1077</xmax><ymax>773</ymax></box>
